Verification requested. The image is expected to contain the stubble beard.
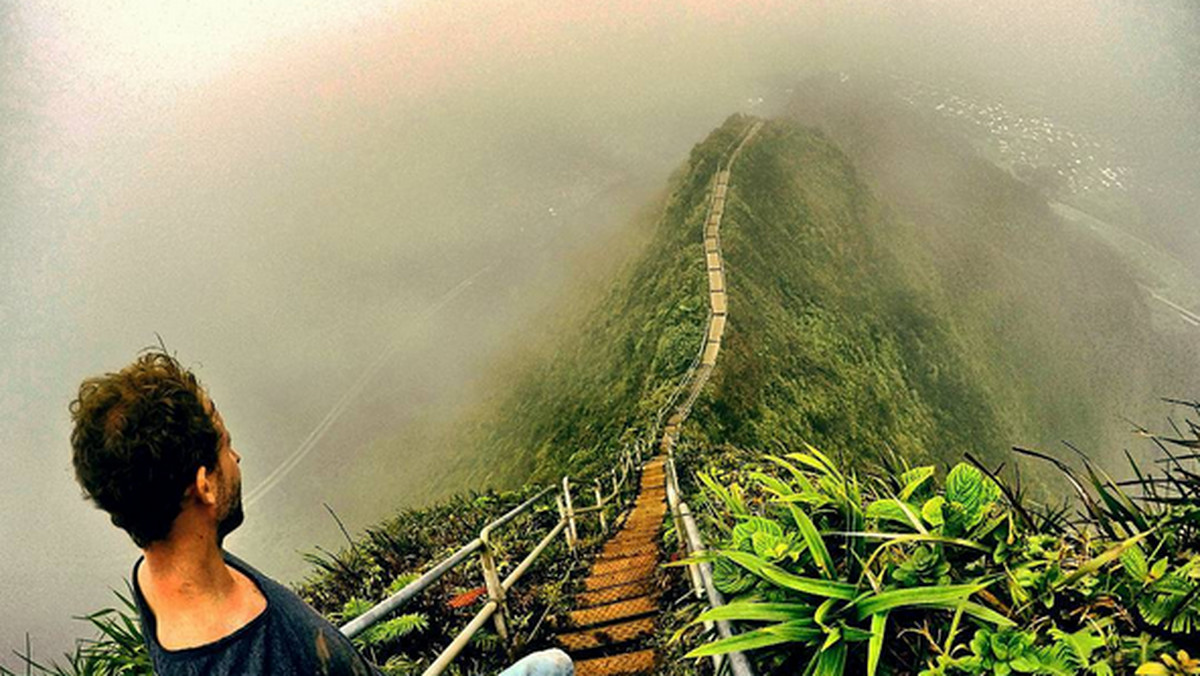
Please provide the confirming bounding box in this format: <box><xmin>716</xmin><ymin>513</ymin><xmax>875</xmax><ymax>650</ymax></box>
<box><xmin>217</xmin><ymin>477</ymin><xmax>244</xmax><ymax>547</ymax></box>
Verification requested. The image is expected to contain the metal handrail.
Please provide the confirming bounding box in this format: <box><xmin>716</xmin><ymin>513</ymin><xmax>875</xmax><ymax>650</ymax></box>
<box><xmin>340</xmin><ymin>446</ymin><xmax>640</xmax><ymax>676</ymax></box>
<box><xmin>680</xmin><ymin>501</ymin><xmax>754</xmax><ymax>676</ymax></box>
<box><xmin>339</xmin><ymin>484</ymin><xmax>555</xmax><ymax>638</ymax></box>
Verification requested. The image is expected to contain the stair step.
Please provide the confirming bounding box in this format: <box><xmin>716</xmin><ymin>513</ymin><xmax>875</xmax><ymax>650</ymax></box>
<box><xmin>597</xmin><ymin>543</ymin><xmax>657</xmax><ymax>560</ymax></box>
<box><xmin>574</xmin><ymin>649</ymin><xmax>656</xmax><ymax>676</ymax></box>
<box><xmin>576</xmin><ymin>578</ymin><xmax>655</xmax><ymax>606</ymax></box>
<box><xmin>584</xmin><ymin>564</ymin><xmax>656</xmax><ymax>591</ymax></box>
<box><xmin>607</xmin><ymin>528</ymin><xmax>661</xmax><ymax>543</ymax></box>
<box><xmin>557</xmin><ymin>617</ymin><xmax>655</xmax><ymax>652</ymax></box>
<box><xmin>569</xmin><ymin>595</ymin><xmax>658</xmax><ymax>627</ymax></box>
<box><xmin>591</xmin><ymin>552</ymin><xmax>657</xmax><ymax>576</ymax></box>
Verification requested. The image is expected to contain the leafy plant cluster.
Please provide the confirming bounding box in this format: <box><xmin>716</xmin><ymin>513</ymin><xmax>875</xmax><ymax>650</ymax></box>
<box><xmin>681</xmin><ymin>423</ymin><xmax>1200</xmax><ymax>676</ymax></box>
<box><xmin>294</xmin><ymin>483</ymin><xmax>593</xmax><ymax>675</ymax></box>
<box><xmin>1</xmin><ymin>591</ymin><xmax>152</xmax><ymax>676</ymax></box>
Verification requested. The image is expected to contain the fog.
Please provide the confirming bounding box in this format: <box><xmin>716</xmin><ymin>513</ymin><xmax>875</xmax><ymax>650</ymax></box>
<box><xmin>2</xmin><ymin>0</ymin><xmax>1197</xmax><ymax>666</ymax></box>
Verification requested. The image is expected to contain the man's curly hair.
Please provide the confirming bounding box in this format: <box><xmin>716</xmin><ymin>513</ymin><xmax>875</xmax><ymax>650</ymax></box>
<box><xmin>70</xmin><ymin>350</ymin><xmax>220</xmax><ymax>548</ymax></box>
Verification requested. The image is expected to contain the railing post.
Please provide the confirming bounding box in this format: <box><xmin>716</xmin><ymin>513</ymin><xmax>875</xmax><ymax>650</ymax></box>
<box><xmin>562</xmin><ymin>476</ymin><xmax>578</xmax><ymax>548</ymax></box>
<box><xmin>478</xmin><ymin>526</ymin><xmax>509</xmax><ymax>643</ymax></box>
<box><xmin>678</xmin><ymin>502</ymin><xmax>706</xmax><ymax>600</ymax></box>
<box><xmin>593</xmin><ymin>479</ymin><xmax>607</xmax><ymax>531</ymax></box>
<box><xmin>555</xmin><ymin>494</ymin><xmax>572</xmax><ymax>549</ymax></box>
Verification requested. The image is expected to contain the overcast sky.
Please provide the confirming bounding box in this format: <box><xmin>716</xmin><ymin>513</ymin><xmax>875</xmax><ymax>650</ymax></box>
<box><xmin>2</xmin><ymin>0</ymin><xmax>1197</xmax><ymax>666</ymax></box>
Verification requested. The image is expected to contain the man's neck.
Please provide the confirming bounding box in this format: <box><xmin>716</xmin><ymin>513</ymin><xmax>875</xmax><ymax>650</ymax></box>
<box><xmin>140</xmin><ymin>527</ymin><xmax>234</xmax><ymax>605</ymax></box>
<box><xmin>137</xmin><ymin>524</ymin><xmax>267</xmax><ymax>651</ymax></box>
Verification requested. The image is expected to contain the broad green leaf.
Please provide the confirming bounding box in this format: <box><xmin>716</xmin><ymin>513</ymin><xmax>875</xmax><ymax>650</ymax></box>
<box><xmin>765</xmin><ymin>455</ymin><xmax>818</xmax><ymax>494</ymax></box>
<box><xmin>865</xmin><ymin>499</ymin><xmax>925</xmax><ymax>532</ymax></box>
<box><xmin>922</xmin><ymin>496</ymin><xmax>946</xmax><ymax>527</ymax></box>
<box><xmin>1050</xmin><ymin>626</ymin><xmax>1105</xmax><ymax>664</ymax></box>
<box><xmin>719</xmin><ymin>550</ymin><xmax>857</xmax><ymax>599</ymax></box>
<box><xmin>684</xmin><ymin>619</ymin><xmax>822</xmax><ymax>658</ymax></box>
<box><xmin>854</xmin><ymin>583</ymin><xmax>988</xmax><ymax>618</ymax></box>
<box><xmin>694</xmin><ymin>602</ymin><xmax>816</xmax><ymax>624</ymax></box>
<box><xmin>1057</xmin><ymin>530</ymin><xmax>1151</xmax><ymax>589</ymax></box>
<box><xmin>944</xmin><ymin>464</ymin><xmax>1000</xmax><ymax>530</ymax></box>
<box><xmin>805</xmin><ymin>444</ymin><xmax>840</xmax><ymax>474</ymax></box>
<box><xmin>733</xmin><ymin>517</ymin><xmax>784</xmax><ymax>551</ymax></box>
<box><xmin>752</xmin><ymin>530</ymin><xmax>787</xmax><ymax>560</ymax></box>
<box><xmin>813</xmin><ymin>598</ymin><xmax>837</xmax><ymax>630</ymax></box>
<box><xmin>919</xmin><ymin>600</ymin><xmax>1016</xmax><ymax>627</ymax></box>
<box><xmin>789</xmin><ymin>504</ymin><xmax>835</xmax><ymax>578</ymax></box>
<box><xmin>713</xmin><ymin>555</ymin><xmax>756</xmax><ymax>595</ymax></box>
<box><xmin>868</xmin><ymin>612</ymin><xmax>888</xmax><ymax>676</ymax></box>
<box><xmin>812</xmin><ymin>640</ymin><xmax>847</xmax><ymax>676</ymax></box>
<box><xmin>898</xmin><ymin>466</ymin><xmax>935</xmax><ymax>501</ymax></box>
<box><xmin>788</xmin><ymin>445</ymin><xmax>841</xmax><ymax>480</ymax></box>
<box><xmin>750</xmin><ymin>471</ymin><xmax>795</xmax><ymax>499</ymax></box>
<box><xmin>699</xmin><ymin>471</ymin><xmax>748</xmax><ymax>516</ymax></box>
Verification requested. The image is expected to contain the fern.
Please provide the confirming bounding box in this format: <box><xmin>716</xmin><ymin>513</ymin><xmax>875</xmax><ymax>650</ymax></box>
<box><xmin>355</xmin><ymin>614</ymin><xmax>429</xmax><ymax>649</ymax></box>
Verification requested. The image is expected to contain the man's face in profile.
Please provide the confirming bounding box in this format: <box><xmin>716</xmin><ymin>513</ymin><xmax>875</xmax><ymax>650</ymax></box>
<box><xmin>207</xmin><ymin>397</ymin><xmax>245</xmax><ymax>544</ymax></box>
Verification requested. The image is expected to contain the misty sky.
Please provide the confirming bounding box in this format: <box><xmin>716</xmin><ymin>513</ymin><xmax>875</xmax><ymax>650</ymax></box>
<box><xmin>2</xmin><ymin>0</ymin><xmax>1198</xmax><ymax>666</ymax></box>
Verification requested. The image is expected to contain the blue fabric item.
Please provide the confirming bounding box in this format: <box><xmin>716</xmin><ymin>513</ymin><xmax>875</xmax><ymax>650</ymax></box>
<box><xmin>131</xmin><ymin>551</ymin><xmax>383</xmax><ymax>676</ymax></box>
<box><xmin>496</xmin><ymin>649</ymin><xmax>574</xmax><ymax>676</ymax></box>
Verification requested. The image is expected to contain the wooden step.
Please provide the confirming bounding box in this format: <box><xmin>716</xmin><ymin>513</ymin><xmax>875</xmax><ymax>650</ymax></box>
<box><xmin>557</xmin><ymin>617</ymin><xmax>655</xmax><ymax>652</ymax></box>
<box><xmin>597</xmin><ymin>542</ymin><xmax>657</xmax><ymax>560</ymax></box>
<box><xmin>576</xmin><ymin>579</ymin><xmax>655</xmax><ymax>606</ymax></box>
<box><xmin>568</xmin><ymin>595</ymin><xmax>657</xmax><ymax>627</ymax></box>
<box><xmin>606</xmin><ymin>531</ymin><xmax>660</xmax><ymax>546</ymax></box>
<box><xmin>591</xmin><ymin>552</ymin><xmax>657</xmax><ymax>576</ymax></box>
<box><xmin>604</xmin><ymin>536</ymin><xmax>659</xmax><ymax>551</ymax></box>
<box><xmin>574</xmin><ymin>649</ymin><xmax>656</xmax><ymax>676</ymax></box>
<box><xmin>584</xmin><ymin>564</ymin><xmax>656</xmax><ymax>591</ymax></box>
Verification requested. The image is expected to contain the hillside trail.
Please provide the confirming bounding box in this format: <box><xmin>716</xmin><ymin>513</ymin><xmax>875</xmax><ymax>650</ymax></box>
<box><xmin>554</xmin><ymin>121</ymin><xmax>763</xmax><ymax>676</ymax></box>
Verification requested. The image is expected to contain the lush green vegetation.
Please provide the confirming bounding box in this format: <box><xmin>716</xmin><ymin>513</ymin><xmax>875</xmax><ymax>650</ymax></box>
<box><xmin>689</xmin><ymin>120</ymin><xmax>1010</xmax><ymax>467</ymax></box>
<box><xmin>20</xmin><ymin>99</ymin><xmax>1198</xmax><ymax>675</ymax></box>
<box><xmin>675</xmin><ymin>406</ymin><xmax>1200</xmax><ymax>675</ymax></box>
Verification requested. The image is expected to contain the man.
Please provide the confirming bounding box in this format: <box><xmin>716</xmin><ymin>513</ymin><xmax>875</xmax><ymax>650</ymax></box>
<box><xmin>71</xmin><ymin>350</ymin><xmax>571</xmax><ymax>675</ymax></box>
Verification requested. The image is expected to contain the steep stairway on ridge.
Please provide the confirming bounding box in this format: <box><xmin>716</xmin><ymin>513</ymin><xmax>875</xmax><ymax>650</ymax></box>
<box><xmin>552</xmin><ymin>120</ymin><xmax>763</xmax><ymax>676</ymax></box>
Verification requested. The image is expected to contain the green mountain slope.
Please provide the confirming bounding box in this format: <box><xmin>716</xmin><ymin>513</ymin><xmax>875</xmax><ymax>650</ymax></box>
<box><xmin>451</xmin><ymin>118</ymin><xmax>751</xmax><ymax>486</ymax></box>
<box><xmin>457</xmin><ymin>113</ymin><xmax>1014</xmax><ymax>483</ymax></box>
<box><xmin>463</xmin><ymin>90</ymin><xmax>1191</xmax><ymax>483</ymax></box>
<box><xmin>689</xmin><ymin>120</ymin><xmax>1007</xmax><ymax>465</ymax></box>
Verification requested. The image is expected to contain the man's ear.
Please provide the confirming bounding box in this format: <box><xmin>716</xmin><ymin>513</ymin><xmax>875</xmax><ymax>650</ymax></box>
<box><xmin>191</xmin><ymin>465</ymin><xmax>220</xmax><ymax>507</ymax></box>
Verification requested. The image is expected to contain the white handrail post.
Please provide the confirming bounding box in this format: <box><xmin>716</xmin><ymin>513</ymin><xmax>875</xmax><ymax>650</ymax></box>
<box><xmin>555</xmin><ymin>494</ymin><xmax>572</xmax><ymax>549</ymax></box>
<box><xmin>678</xmin><ymin>502</ymin><xmax>706</xmax><ymax>600</ymax></box>
<box><xmin>562</xmin><ymin>476</ymin><xmax>578</xmax><ymax>548</ymax></box>
<box><xmin>593</xmin><ymin>479</ymin><xmax>607</xmax><ymax>532</ymax></box>
<box><xmin>478</xmin><ymin>526</ymin><xmax>509</xmax><ymax>643</ymax></box>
